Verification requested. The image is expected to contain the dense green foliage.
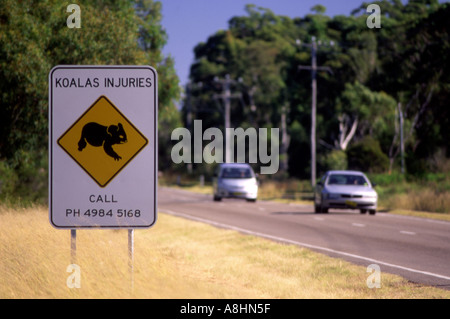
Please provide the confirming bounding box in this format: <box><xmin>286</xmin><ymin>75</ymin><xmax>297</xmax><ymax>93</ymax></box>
<box><xmin>0</xmin><ymin>0</ymin><xmax>449</xmax><ymax>203</ymax></box>
<box><xmin>0</xmin><ymin>0</ymin><xmax>180</xmax><ymax>201</ymax></box>
<box><xmin>183</xmin><ymin>1</ymin><xmax>450</xmax><ymax>179</ymax></box>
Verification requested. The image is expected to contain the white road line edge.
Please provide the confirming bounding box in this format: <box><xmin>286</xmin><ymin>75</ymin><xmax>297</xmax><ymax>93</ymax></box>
<box><xmin>400</xmin><ymin>230</ymin><xmax>416</xmax><ymax>235</ymax></box>
<box><xmin>161</xmin><ymin>209</ymin><xmax>450</xmax><ymax>282</ymax></box>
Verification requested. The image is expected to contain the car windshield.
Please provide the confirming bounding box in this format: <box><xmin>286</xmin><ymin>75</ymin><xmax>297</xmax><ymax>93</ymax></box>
<box><xmin>220</xmin><ymin>167</ymin><xmax>253</xmax><ymax>179</ymax></box>
<box><xmin>327</xmin><ymin>174</ymin><xmax>369</xmax><ymax>186</ymax></box>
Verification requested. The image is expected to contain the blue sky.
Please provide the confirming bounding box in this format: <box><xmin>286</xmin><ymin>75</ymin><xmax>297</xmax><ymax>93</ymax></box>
<box><xmin>160</xmin><ymin>0</ymin><xmax>371</xmax><ymax>88</ymax></box>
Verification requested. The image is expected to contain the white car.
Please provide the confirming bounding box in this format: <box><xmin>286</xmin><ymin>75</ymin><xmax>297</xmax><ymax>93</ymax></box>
<box><xmin>213</xmin><ymin>163</ymin><xmax>258</xmax><ymax>202</ymax></box>
<box><xmin>314</xmin><ymin>170</ymin><xmax>378</xmax><ymax>214</ymax></box>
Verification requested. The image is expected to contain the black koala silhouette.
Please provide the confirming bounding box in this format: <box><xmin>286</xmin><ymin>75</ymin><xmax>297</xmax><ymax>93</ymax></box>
<box><xmin>78</xmin><ymin>122</ymin><xmax>127</xmax><ymax>161</ymax></box>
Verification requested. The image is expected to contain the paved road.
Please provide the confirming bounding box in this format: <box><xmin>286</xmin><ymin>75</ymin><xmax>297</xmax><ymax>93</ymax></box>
<box><xmin>158</xmin><ymin>187</ymin><xmax>450</xmax><ymax>290</ymax></box>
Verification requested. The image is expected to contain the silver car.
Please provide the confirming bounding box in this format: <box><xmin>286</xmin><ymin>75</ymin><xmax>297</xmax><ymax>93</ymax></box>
<box><xmin>314</xmin><ymin>170</ymin><xmax>378</xmax><ymax>214</ymax></box>
<box><xmin>213</xmin><ymin>163</ymin><xmax>258</xmax><ymax>202</ymax></box>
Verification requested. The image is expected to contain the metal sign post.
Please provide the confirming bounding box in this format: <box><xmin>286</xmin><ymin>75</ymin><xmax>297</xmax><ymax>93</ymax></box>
<box><xmin>49</xmin><ymin>65</ymin><xmax>158</xmax><ymax>291</ymax></box>
<box><xmin>70</xmin><ymin>229</ymin><xmax>77</xmax><ymax>264</ymax></box>
<box><xmin>128</xmin><ymin>229</ymin><xmax>134</xmax><ymax>291</ymax></box>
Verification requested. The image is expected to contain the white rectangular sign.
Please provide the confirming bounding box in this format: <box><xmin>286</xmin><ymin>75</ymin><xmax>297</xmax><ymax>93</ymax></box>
<box><xmin>49</xmin><ymin>65</ymin><xmax>157</xmax><ymax>228</ymax></box>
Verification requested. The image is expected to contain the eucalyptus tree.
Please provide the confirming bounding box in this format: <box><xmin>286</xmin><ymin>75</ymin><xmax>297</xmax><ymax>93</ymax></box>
<box><xmin>0</xmin><ymin>0</ymin><xmax>180</xmax><ymax>198</ymax></box>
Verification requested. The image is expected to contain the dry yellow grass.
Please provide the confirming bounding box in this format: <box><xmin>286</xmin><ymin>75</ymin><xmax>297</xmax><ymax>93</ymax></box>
<box><xmin>1</xmin><ymin>205</ymin><xmax>449</xmax><ymax>299</ymax></box>
<box><xmin>383</xmin><ymin>189</ymin><xmax>450</xmax><ymax>214</ymax></box>
<box><xmin>389</xmin><ymin>209</ymin><xmax>450</xmax><ymax>222</ymax></box>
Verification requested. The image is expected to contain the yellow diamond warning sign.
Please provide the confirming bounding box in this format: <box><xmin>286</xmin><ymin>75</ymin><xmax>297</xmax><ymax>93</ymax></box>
<box><xmin>58</xmin><ymin>95</ymin><xmax>148</xmax><ymax>187</ymax></box>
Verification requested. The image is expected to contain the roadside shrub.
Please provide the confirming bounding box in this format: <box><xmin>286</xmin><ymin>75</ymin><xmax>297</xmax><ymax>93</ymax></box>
<box><xmin>14</xmin><ymin>150</ymin><xmax>47</xmax><ymax>201</ymax></box>
<box><xmin>405</xmin><ymin>149</ymin><xmax>428</xmax><ymax>178</ymax></box>
<box><xmin>1</xmin><ymin>149</ymin><xmax>48</xmax><ymax>204</ymax></box>
<box><xmin>0</xmin><ymin>160</ymin><xmax>18</xmax><ymax>199</ymax></box>
<box><xmin>324</xmin><ymin>150</ymin><xmax>348</xmax><ymax>171</ymax></box>
<box><xmin>347</xmin><ymin>136</ymin><xmax>389</xmax><ymax>173</ymax></box>
<box><xmin>368</xmin><ymin>172</ymin><xmax>406</xmax><ymax>186</ymax></box>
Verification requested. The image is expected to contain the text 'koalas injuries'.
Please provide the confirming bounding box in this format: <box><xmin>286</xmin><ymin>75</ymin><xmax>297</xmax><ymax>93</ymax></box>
<box><xmin>54</xmin><ymin>77</ymin><xmax>152</xmax><ymax>88</ymax></box>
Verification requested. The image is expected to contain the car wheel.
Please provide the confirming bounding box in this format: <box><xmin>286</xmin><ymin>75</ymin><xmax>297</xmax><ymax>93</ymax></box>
<box><xmin>314</xmin><ymin>196</ymin><xmax>322</xmax><ymax>213</ymax></box>
<box><xmin>315</xmin><ymin>201</ymin><xmax>328</xmax><ymax>213</ymax></box>
<box><xmin>213</xmin><ymin>195</ymin><xmax>222</xmax><ymax>201</ymax></box>
<box><xmin>360</xmin><ymin>209</ymin><xmax>367</xmax><ymax>214</ymax></box>
<box><xmin>369</xmin><ymin>209</ymin><xmax>376</xmax><ymax>215</ymax></box>
<box><xmin>246</xmin><ymin>198</ymin><xmax>256</xmax><ymax>203</ymax></box>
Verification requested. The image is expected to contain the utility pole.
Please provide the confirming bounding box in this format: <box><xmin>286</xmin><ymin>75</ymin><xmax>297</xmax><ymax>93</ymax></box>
<box><xmin>297</xmin><ymin>37</ymin><xmax>333</xmax><ymax>187</ymax></box>
<box><xmin>398</xmin><ymin>102</ymin><xmax>405</xmax><ymax>174</ymax></box>
<box><xmin>185</xmin><ymin>82</ymin><xmax>193</xmax><ymax>173</ymax></box>
<box><xmin>184</xmin><ymin>81</ymin><xmax>203</xmax><ymax>172</ymax></box>
<box><xmin>280</xmin><ymin>103</ymin><xmax>290</xmax><ymax>173</ymax></box>
<box><xmin>214</xmin><ymin>74</ymin><xmax>241</xmax><ymax>163</ymax></box>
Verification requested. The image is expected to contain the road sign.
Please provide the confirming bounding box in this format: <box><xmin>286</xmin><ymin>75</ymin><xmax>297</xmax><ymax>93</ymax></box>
<box><xmin>49</xmin><ymin>66</ymin><xmax>157</xmax><ymax>228</ymax></box>
<box><xmin>58</xmin><ymin>95</ymin><xmax>148</xmax><ymax>187</ymax></box>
